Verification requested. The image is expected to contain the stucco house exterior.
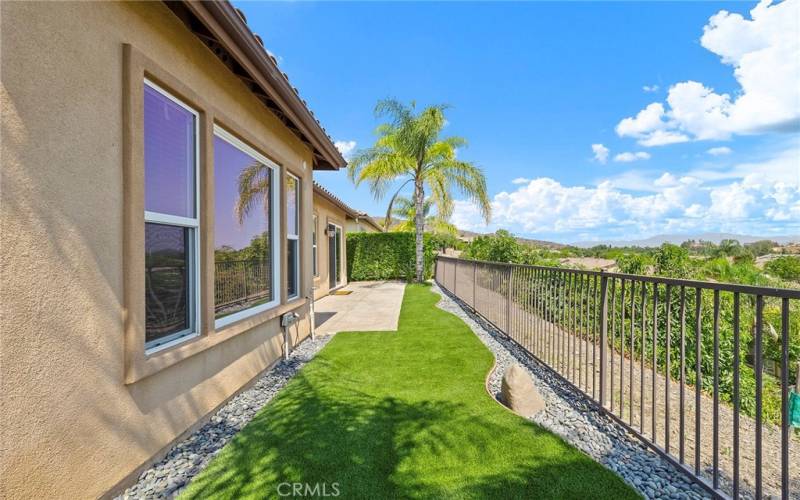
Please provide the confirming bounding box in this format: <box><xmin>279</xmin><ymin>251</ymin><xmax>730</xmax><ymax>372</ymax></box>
<box><xmin>312</xmin><ymin>182</ymin><xmax>382</xmax><ymax>300</ymax></box>
<box><xmin>1</xmin><ymin>1</ymin><xmax>346</xmax><ymax>498</ymax></box>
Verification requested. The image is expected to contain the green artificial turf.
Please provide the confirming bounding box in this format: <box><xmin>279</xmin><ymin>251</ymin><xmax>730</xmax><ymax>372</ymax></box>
<box><xmin>181</xmin><ymin>284</ymin><xmax>639</xmax><ymax>500</ymax></box>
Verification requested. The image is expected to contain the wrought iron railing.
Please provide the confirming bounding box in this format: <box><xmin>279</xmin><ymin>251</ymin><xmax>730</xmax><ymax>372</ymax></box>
<box><xmin>435</xmin><ymin>255</ymin><xmax>799</xmax><ymax>499</ymax></box>
<box><xmin>214</xmin><ymin>260</ymin><xmax>271</xmax><ymax>312</ymax></box>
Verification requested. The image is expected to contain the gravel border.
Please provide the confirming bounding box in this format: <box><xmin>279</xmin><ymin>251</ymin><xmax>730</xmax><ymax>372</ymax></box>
<box><xmin>116</xmin><ymin>334</ymin><xmax>332</xmax><ymax>499</ymax></box>
<box><xmin>431</xmin><ymin>282</ymin><xmax>711</xmax><ymax>500</ymax></box>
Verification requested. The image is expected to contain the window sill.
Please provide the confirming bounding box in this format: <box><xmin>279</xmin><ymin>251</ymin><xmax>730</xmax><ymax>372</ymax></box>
<box><xmin>126</xmin><ymin>298</ymin><xmax>307</xmax><ymax>385</ymax></box>
<box><xmin>145</xmin><ymin>332</ymin><xmax>200</xmax><ymax>356</ymax></box>
<box><xmin>214</xmin><ymin>299</ymin><xmax>281</xmax><ymax>331</ymax></box>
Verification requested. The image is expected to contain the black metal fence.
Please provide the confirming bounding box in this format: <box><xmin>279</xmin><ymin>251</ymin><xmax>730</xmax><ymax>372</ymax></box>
<box><xmin>214</xmin><ymin>260</ymin><xmax>271</xmax><ymax>313</ymax></box>
<box><xmin>435</xmin><ymin>255</ymin><xmax>799</xmax><ymax>499</ymax></box>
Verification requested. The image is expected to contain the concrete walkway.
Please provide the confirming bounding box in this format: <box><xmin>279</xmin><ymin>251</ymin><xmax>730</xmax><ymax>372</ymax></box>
<box><xmin>313</xmin><ymin>281</ymin><xmax>406</xmax><ymax>335</ymax></box>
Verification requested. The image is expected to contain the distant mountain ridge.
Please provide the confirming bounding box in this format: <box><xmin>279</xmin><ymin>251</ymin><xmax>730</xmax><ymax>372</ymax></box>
<box><xmin>572</xmin><ymin>233</ymin><xmax>800</xmax><ymax>248</ymax></box>
<box><xmin>366</xmin><ymin>218</ymin><xmax>799</xmax><ymax>250</ymax></box>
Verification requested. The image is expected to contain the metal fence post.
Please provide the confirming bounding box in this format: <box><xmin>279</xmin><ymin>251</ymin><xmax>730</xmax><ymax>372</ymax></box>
<box><xmin>599</xmin><ymin>271</ymin><xmax>609</xmax><ymax>409</ymax></box>
<box><xmin>506</xmin><ymin>266</ymin><xmax>513</xmax><ymax>335</ymax></box>
<box><xmin>473</xmin><ymin>261</ymin><xmax>477</xmax><ymax>310</ymax></box>
<box><xmin>453</xmin><ymin>259</ymin><xmax>458</xmax><ymax>296</ymax></box>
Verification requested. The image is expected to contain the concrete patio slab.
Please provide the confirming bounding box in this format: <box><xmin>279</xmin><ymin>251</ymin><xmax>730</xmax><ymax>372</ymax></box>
<box><xmin>313</xmin><ymin>281</ymin><xmax>406</xmax><ymax>335</ymax></box>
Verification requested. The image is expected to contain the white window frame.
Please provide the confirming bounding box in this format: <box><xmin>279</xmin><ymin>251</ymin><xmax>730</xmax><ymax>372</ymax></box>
<box><xmin>143</xmin><ymin>79</ymin><xmax>201</xmax><ymax>354</ymax></box>
<box><xmin>312</xmin><ymin>213</ymin><xmax>319</xmax><ymax>277</ymax></box>
<box><xmin>286</xmin><ymin>172</ymin><xmax>301</xmax><ymax>300</ymax></box>
<box><xmin>213</xmin><ymin>125</ymin><xmax>282</xmax><ymax>329</ymax></box>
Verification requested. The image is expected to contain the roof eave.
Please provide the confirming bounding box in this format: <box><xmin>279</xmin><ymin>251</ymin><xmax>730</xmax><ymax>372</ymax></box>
<box><xmin>172</xmin><ymin>1</ymin><xmax>346</xmax><ymax>170</ymax></box>
<box><xmin>313</xmin><ymin>183</ymin><xmax>385</xmax><ymax>232</ymax></box>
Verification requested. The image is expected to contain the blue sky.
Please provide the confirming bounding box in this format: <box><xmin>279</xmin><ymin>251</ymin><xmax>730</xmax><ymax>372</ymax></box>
<box><xmin>237</xmin><ymin>0</ymin><xmax>800</xmax><ymax>243</ymax></box>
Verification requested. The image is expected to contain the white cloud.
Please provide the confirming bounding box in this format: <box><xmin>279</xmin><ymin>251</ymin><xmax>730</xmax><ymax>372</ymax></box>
<box><xmin>613</xmin><ymin>151</ymin><xmax>651</xmax><ymax>162</ymax></box>
<box><xmin>638</xmin><ymin>130</ymin><xmax>691</xmax><ymax>147</ymax></box>
<box><xmin>591</xmin><ymin>143</ymin><xmax>610</xmax><ymax>164</ymax></box>
<box><xmin>707</xmin><ymin>146</ymin><xmax>733</xmax><ymax>156</ymax></box>
<box><xmin>512</xmin><ymin>177</ymin><xmax>531</xmax><ymax>185</ymax></box>
<box><xmin>617</xmin><ymin>0</ymin><xmax>800</xmax><ymax>145</ymax></box>
<box><xmin>643</xmin><ymin>85</ymin><xmax>660</xmax><ymax>93</ymax></box>
<box><xmin>334</xmin><ymin>140</ymin><xmax>357</xmax><ymax>157</ymax></box>
<box><xmin>684</xmin><ymin>203</ymin><xmax>706</xmax><ymax>218</ymax></box>
<box><xmin>654</xmin><ymin>172</ymin><xmax>679</xmax><ymax>187</ymax></box>
<box><xmin>616</xmin><ymin>103</ymin><xmax>668</xmax><ymax>137</ymax></box>
<box><xmin>451</xmin><ymin>144</ymin><xmax>800</xmax><ymax>239</ymax></box>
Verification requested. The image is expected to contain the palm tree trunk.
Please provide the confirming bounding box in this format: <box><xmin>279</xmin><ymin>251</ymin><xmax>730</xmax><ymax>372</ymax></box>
<box><xmin>414</xmin><ymin>176</ymin><xmax>425</xmax><ymax>282</ymax></box>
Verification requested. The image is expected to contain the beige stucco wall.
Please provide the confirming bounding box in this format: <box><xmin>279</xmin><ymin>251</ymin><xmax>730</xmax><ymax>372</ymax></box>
<box><xmin>1</xmin><ymin>2</ymin><xmax>316</xmax><ymax>498</ymax></box>
<box><xmin>312</xmin><ymin>196</ymin><xmax>348</xmax><ymax>300</ymax></box>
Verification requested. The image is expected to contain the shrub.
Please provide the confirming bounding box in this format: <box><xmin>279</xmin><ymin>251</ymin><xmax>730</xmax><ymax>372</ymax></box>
<box><xmin>346</xmin><ymin>232</ymin><xmax>436</xmax><ymax>281</ymax></box>
<box><xmin>765</xmin><ymin>256</ymin><xmax>800</xmax><ymax>281</ymax></box>
<box><xmin>617</xmin><ymin>253</ymin><xmax>648</xmax><ymax>275</ymax></box>
<box><xmin>653</xmin><ymin>243</ymin><xmax>690</xmax><ymax>277</ymax></box>
<box><xmin>461</xmin><ymin>230</ymin><xmax>521</xmax><ymax>263</ymax></box>
<box><xmin>745</xmin><ymin>239</ymin><xmax>777</xmax><ymax>257</ymax></box>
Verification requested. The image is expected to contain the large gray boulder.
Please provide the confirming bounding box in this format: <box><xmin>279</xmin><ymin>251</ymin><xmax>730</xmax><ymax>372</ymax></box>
<box><xmin>501</xmin><ymin>364</ymin><xmax>545</xmax><ymax>417</ymax></box>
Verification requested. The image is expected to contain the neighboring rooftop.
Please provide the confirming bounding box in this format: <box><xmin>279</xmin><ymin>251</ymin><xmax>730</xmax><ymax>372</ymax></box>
<box><xmin>165</xmin><ymin>1</ymin><xmax>346</xmax><ymax>171</ymax></box>
<box><xmin>313</xmin><ymin>182</ymin><xmax>384</xmax><ymax>232</ymax></box>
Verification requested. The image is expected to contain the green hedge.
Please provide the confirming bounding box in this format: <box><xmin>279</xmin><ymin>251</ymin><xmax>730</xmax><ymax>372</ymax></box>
<box><xmin>346</xmin><ymin>232</ymin><xmax>437</xmax><ymax>281</ymax></box>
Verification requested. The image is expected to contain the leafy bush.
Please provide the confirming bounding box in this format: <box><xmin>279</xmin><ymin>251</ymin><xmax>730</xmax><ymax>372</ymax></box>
<box><xmin>617</xmin><ymin>253</ymin><xmax>649</xmax><ymax>274</ymax></box>
<box><xmin>733</xmin><ymin>250</ymin><xmax>755</xmax><ymax>265</ymax></box>
<box><xmin>715</xmin><ymin>238</ymin><xmax>744</xmax><ymax>258</ymax></box>
<box><xmin>461</xmin><ymin>230</ymin><xmax>521</xmax><ymax>263</ymax></box>
<box><xmin>346</xmin><ymin>232</ymin><xmax>436</xmax><ymax>281</ymax></box>
<box><xmin>461</xmin><ymin>229</ymin><xmax>563</xmax><ymax>267</ymax></box>
<box><xmin>653</xmin><ymin>243</ymin><xmax>689</xmax><ymax>277</ymax></box>
<box><xmin>765</xmin><ymin>256</ymin><xmax>800</xmax><ymax>281</ymax></box>
<box><xmin>427</xmin><ymin>232</ymin><xmax>463</xmax><ymax>252</ymax></box>
<box><xmin>745</xmin><ymin>239</ymin><xmax>777</xmax><ymax>257</ymax></box>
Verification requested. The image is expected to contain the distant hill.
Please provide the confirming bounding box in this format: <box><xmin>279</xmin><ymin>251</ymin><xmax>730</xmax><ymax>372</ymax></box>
<box><xmin>457</xmin><ymin>229</ymin><xmax>565</xmax><ymax>249</ymax></box>
<box><xmin>367</xmin><ymin>219</ymin><xmax>797</xmax><ymax>250</ymax></box>
<box><xmin>368</xmin><ymin>217</ymin><xmax>565</xmax><ymax>249</ymax></box>
<box><xmin>572</xmin><ymin>233</ymin><xmax>800</xmax><ymax>248</ymax></box>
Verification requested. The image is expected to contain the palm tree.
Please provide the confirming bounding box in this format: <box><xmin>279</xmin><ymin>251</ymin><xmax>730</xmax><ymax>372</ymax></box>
<box><xmin>234</xmin><ymin>161</ymin><xmax>272</xmax><ymax>226</ymax></box>
<box><xmin>391</xmin><ymin>196</ymin><xmax>458</xmax><ymax>236</ymax></box>
<box><xmin>348</xmin><ymin>99</ymin><xmax>491</xmax><ymax>281</ymax></box>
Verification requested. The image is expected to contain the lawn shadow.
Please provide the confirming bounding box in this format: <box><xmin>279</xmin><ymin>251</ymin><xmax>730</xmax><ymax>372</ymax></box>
<box><xmin>181</xmin><ymin>368</ymin><xmax>478</xmax><ymax>499</ymax></box>
<box><xmin>182</xmin><ymin>366</ymin><xmax>627</xmax><ymax>500</ymax></box>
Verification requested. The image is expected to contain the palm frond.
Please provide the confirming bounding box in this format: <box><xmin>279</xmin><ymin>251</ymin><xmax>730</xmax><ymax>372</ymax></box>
<box><xmin>434</xmin><ymin>160</ymin><xmax>491</xmax><ymax>224</ymax></box>
<box><xmin>235</xmin><ymin>162</ymin><xmax>272</xmax><ymax>225</ymax></box>
<box><xmin>383</xmin><ymin>178</ymin><xmax>414</xmax><ymax>230</ymax></box>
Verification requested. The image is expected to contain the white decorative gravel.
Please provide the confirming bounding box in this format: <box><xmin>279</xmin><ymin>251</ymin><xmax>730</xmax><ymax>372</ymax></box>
<box><xmin>432</xmin><ymin>282</ymin><xmax>711</xmax><ymax>500</ymax></box>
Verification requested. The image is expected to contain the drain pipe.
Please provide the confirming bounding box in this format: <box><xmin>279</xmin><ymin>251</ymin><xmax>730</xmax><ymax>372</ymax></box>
<box><xmin>308</xmin><ymin>287</ymin><xmax>318</xmax><ymax>340</ymax></box>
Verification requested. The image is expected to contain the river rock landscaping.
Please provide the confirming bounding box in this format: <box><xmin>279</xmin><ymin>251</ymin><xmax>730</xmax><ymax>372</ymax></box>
<box><xmin>116</xmin><ymin>334</ymin><xmax>333</xmax><ymax>499</ymax></box>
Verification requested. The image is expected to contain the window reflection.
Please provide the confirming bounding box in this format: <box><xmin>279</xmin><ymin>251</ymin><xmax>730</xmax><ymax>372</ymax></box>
<box><xmin>213</xmin><ymin>135</ymin><xmax>273</xmax><ymax>319</ymax></box>
<box><xmin>145</xmin><ymin>223</ymin><xmax>190</xmax><ymax>343</ymax></box>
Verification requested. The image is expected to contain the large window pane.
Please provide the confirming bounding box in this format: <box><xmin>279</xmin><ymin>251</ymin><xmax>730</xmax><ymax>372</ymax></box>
<box><xmin>145</xmin><ymin>223</ymin><xmax>191</xmax><ymax>344</ymax></box>
<box><xmin>287</xmin><ymin>239</ymin><xmax>298</xmax><ymax>298</ymax></box>
<box><xmin>286</xmin><ymin>175</ymin><xmax>300</xmax><ymax>299</ymax></box>
<box><xmin>144</xmin><ymin>84</ymin><xmax>196</xmax><ymax>218</ymax></box>
<box><xmin>286</xmin><ymin>176</ymin><xmax>298</xmax><ymax>236</ymax></box>
<box><xmin>214</xmin><ymin>135</ymin><xmax>273</xmax><ymax>319</ymax></box>
<box><xmin>312</xmin><ymin>215</ymin><xmax>318</xmax><ymax>277</ymax></box>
